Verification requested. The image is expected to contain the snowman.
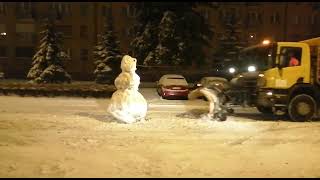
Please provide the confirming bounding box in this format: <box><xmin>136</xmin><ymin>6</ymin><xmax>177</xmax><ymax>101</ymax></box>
<box><xmin>107</xmin><ymin>55</ymin><xmax>148</xmax><ymax>123</ymax></box>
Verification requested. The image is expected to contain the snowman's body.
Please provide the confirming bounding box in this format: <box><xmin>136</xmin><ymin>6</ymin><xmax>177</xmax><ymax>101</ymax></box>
<box><xmin>107</xmin><ymin>55</ymin><xmax>148</xmax><ymax>123</ymax></box>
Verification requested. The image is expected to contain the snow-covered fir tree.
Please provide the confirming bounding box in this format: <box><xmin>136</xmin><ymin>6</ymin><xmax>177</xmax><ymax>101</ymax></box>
<box><xmin>128</xmin><ymin>2</ymin><xmax>214</xmax><ymax>66</ymax></box>
<box><xmin>27</xmin><ymin>19</ymin><xmax>71</xmax><ymax>83</ymax></box>
<box><xmin>213</xmin><ymin>13</ymin><xmax>245</xmax><ymax>69</ymax></box>
<box><xmin>93</xmin><ymin>8</ymin><xmax>122</xmax><ymax>84</ymax></box>
<box><xmin>144</xmin><ymin>11</ymin><xmax>183</xmax><ymax>65</ymax></box>
<box><xmin>129</xmin><ymin>22</ymin><xmax>158</xmax><ymax>65</ymax></box>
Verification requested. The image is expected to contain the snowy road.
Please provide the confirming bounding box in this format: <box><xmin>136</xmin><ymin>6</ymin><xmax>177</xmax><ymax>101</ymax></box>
<box><xmin>0</xmin><ymin>88</ymin><xmax>320</xmax><ymax>177</ymax></box>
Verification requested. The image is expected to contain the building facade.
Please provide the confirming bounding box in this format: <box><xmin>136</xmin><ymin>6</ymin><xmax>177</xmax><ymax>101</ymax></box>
<box><xmin>0</xmin><ymin>2</ymin><xmax>319</xmax><ymax>80</ymax></box>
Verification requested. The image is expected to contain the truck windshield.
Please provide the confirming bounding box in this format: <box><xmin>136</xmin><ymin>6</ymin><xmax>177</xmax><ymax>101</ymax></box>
<box><xmin>238</xmin><ymin>44</ymin><xmax>275</xmax><ymax>72</ymax></box>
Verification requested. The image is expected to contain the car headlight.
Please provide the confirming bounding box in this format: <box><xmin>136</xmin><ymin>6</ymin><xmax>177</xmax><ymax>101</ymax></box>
<box><xmin>266</xmin><ymin>91</ymin><xmax>273</xmax><ymax>96</ymax></box>
<box><xmin>248</xmin><ymin>65</ymin><xmax>256</xmax><ymax>72</ymax></box>
<box><xmin>228</xmin><ymin>67</ymin><xmax>236</xmax><ymax>74</ymax></box>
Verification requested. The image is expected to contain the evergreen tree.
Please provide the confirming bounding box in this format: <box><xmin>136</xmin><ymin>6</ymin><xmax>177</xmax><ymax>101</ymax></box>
<box><xmin>213</xmin><ymin>13</ymin><xmax>245</xmax><ymax>69</ymax></box>
<box><xmin>129</xmin><ymin>22</ymin><xmax>158</xmax><ymax>65</ymax></box>
<box><xmin>144</xmin><ymin>11</ymin><xmax>182</xmax><ymax>65</ymax></box>
<box><xmin>128</xmin><ymin>2</ymin><xmax>215</xmax><ymax>66</ymax></box>
<box><xmin>93</xmin><ymin>8</ymin><xmax>122</xmax><ymax>84</ymax></box>
<box><xmin>27</xmin><ymin>19</ymin><xmax>71</xmax><ymax>83</ymax></box>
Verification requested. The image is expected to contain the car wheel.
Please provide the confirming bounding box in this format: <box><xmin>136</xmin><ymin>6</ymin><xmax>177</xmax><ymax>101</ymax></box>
<box><xmin>288</xmin><ymin>94</ymin><xmax>316</xmax><ymax>121</ymax></box>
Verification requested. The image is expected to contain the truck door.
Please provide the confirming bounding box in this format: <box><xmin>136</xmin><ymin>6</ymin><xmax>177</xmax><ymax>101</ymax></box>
<box><xmin>276</xmin><ymin>44</ymin><xmax>308</xmax><ymax>88</ymax></box>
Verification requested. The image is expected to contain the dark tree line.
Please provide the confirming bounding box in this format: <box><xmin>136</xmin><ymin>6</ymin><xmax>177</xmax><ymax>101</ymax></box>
<box><xmin>128</xmin><ymin>2</ymin><xmax>215</xmax><ymax>66</ymax></box>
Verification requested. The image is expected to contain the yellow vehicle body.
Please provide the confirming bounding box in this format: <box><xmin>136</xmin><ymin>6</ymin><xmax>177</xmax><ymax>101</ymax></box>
<box><xmin>256</xmin><ymin>37</ymin><xmax>320</xmax><ymax>121</ymax></box>
<box><xmin>262</xmin><ymin>42</ymin><xmax>311</xmax><ymax>89</ymax></box>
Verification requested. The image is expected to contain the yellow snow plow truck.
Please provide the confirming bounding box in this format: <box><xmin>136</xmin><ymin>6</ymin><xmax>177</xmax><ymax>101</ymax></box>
<box><xmin>256</xmin><ymin>37</ymin><xmax>320</xmax><ymax>121</ymax></box>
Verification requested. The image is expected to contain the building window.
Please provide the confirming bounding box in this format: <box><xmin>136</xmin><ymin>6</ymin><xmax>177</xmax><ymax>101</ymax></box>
<box><xmin>57</xmin><ymin>25</ymin><xmax>72</xmax><ymax>39</ymax></box>
<box><xmin>101</xmin><ymin>6</ymin><xmax>106</xmax><ymax>16</ymax></box>
<box><xmin>16</xmin><ymin>23</ymin><xmax>36</xmax><ymax>43</ymax></box>
<box><xmin>0</xmin><ymin>2</ymin><xmax>7</xmax><ymax>15</ymax></box>
<box><xmin>126</xmin><ymin>5</ymin><xmax>136</xmax><ymax>18</ymax></box>
<box><xmin>16</xmin><ymin>2</ymin><xmax>34</xmax><ymax>19</ymax></box>
<box><xmin>80</xmin><ymin>49</ymin><xmax>88</xmax><ymax>61</ymax></box>
<box><xmin>258</xmin><ymin>13</ymin><xmax>263</xmax><ymax>24</ymax></box>
<box><xmin>80</xmin><ymin>3</ymin><xmax>88</xmax><ymax>16</ymax></box>
<box><xmin>16</xmin><ymin>47</ymin><xmax>34</xmax><ymax>58</ymax></box>
<box><xmin>219</xmin><ymin>9</ymin><xmax>236</xmax><ymax>23</ymax></box>
<box><xmin>311</xmin><ymin>14</ymin><xmax>316</xmax><ymax>25</ymax></box>
<box><xmin>293</xmin><ymin>15</ymin><xmax>300</xmax><ymax>25</ymax></box>
<box><xmin>270</xmin><ymin>12</ymin><xmax>280</xmax><ymax>24</ymax></box>
<box><xmin>247</xmin><ymin>11</ymin><xmax>261</xmax><ymax>26</ymax></box>
<box><xmin>65</xmin><ymin>48</ymin><xmax>72</xmax><ymax>58</ymax></box>
<box><xmin>219</xmin><ymin>10</ymin><xmax>226</xmax><ymax>21</ymax></box>
<box><xmin>50</xmin><ymin>2</ymin><xmax>72</xmax><ymax>18</ymax></box>
<box><xmin>0</xmin><ymin>46</ymin><xmax>7</xmax><ymax>57</ymax></box>
<box><xmin>16</xmin><ymin>32</ymin><xmax>36</xmax><ymax>43</ymax></box>
<box><xmin>80</xmin><ymin>25</ymin><xmax>88</xmax><ymax>38</ymax></box>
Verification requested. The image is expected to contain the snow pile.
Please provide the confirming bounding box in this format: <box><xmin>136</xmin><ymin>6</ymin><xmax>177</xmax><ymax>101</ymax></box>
<box><xmin>107</xmin><ymin>55</ymin><xmax>148</xmax><ymax>123</ymax></box>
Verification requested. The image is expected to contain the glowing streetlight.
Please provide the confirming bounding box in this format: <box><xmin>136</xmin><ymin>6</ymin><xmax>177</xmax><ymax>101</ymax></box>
<box><xmin>262</xmin><ymin>39</ymin><xmax>270</xmax><ymax>45</ymax></box>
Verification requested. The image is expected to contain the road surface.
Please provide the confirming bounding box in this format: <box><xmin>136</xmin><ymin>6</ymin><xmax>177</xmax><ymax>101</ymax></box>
<box><xmin>0</xmin><ymin>88</ymin><xmax>320</xmax><ymax>178</ymax></box>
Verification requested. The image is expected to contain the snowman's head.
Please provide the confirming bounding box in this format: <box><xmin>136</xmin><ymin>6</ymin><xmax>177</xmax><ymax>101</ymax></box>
<box><xmin>121</xmin><ymin>55</ymin><xmax>137</xmax><ymax>73</ymax></box>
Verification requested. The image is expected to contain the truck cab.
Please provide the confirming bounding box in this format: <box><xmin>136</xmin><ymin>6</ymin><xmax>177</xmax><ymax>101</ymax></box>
<box><xmin>256</xmin><ymin>37</ymin><xmax>320</xmax><ymax>121</ymax></box>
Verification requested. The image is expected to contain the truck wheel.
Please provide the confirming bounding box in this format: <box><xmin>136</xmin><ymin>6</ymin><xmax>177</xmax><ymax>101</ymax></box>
<box><xmin>288</xmin><ymin>94</ymin><xmax>316</xmax><ymax>121</ymax></box>
<box><xmin>256</xmin><ymin>106</ymin><xmax>273</xmax><ymax>114</ymax></box>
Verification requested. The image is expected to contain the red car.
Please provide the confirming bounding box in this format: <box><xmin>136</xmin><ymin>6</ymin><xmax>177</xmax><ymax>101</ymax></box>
<box><xmin>156</xmin><ymin>74</ymin><xmax>190</xmax><ymax>100</ymax></box>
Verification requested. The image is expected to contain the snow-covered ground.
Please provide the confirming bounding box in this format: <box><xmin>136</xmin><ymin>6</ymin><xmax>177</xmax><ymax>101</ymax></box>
<box><xmin>0</xmin><ymin>88</ymin><xmax>320</xmax><ymax>177</ymax></box>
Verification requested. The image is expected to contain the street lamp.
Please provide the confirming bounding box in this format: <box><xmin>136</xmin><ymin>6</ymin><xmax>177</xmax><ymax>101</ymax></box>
<box><xmin>262</xmin><ymin>39</ymin><xmax>270</xmax><ymax>45</ymax></box>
